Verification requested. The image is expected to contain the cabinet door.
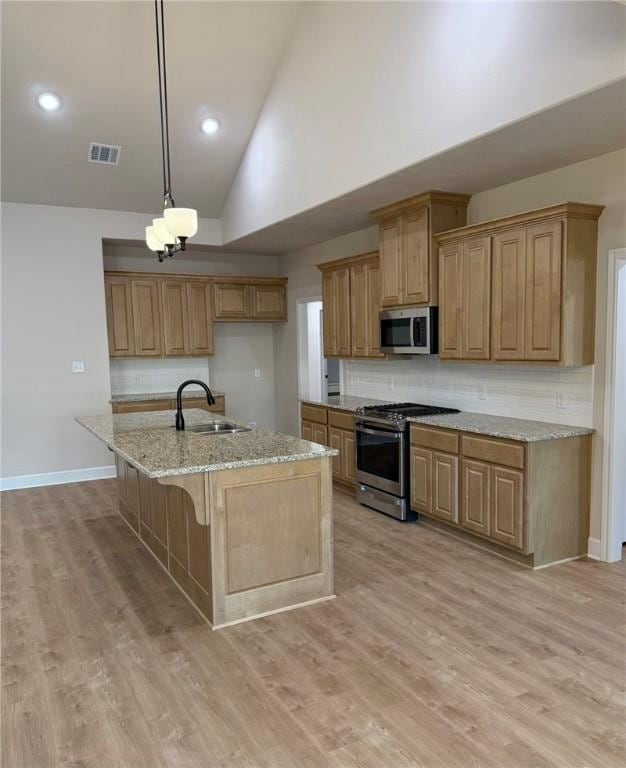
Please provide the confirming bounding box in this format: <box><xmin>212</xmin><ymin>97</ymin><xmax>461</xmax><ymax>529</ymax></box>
<box><xmin>213</xmin><ymin>284</ymin><xmax>251</xmax><ymax>320</ymax></box>
<box><xmin>489</xmin><ymin>465</ymin><xmax>524</xmax><ymax>550</ymax></box>
<box><xmin>312</xmin><ymin>423</ymin><xmax>328</xmax><ymax>446</ymax></box>
<box><xmin>187</xmin><ymin>282</ymin><xmax>214</xmax><ymax>355</ymax></box>
<box><xmin>328</xmin><ymin>426</ymin><xmax>343</xmax><ymax>479</ymax></box>
<box><xmin>301</xmin><ymin>421</ymin><xmax>313</xmax><ymax>442</ymax></box>
<box><xmin>161</xmin><ymin>280</ymin><xmax>189</xmax><ymax>355</ymax></box>
<box><xmin>105</xmin><ymin>276</ymin><xmax>135</xmax><ymax>356</ymax></box>
<box><xmin>525</xmin><ymin>221</ymin><xmax>562</xmax><ymax>361</ymax></box>
<box><xmin>461</xmin><ymin>236</ymin><xmax>491</xmax><ymax>360</ymax></box>
<box><xmin>461</xmin><ymin>458</ymin><xmax>490</xmax><ymax>536</ymax></box>
<box><xmin>322</xmin><ymin>271</ymin><xmax>337</xmax><ymax>356</ymax></box>
<box><xmin>131</xmin><ymin>278</ymin><xmax>162</xmax><ymax>356</ymax></box>
<box><xmin>252</xmin><ymin>284</ymin><xmax>286</xmax><ymax>320</ymax></box>
<box><xmin>342</xmin><ymin>430</ymin><xmax>356</xmax><ymax>484</ymax></box>
<box><xmin>380</xmin><ymin>218</ymin><xmax>403</xmax><ymax>306</ymax></box>
<box><xmin>366</xmin><ymin>261</ymin><xmax>384</xmax><ymax>358</ymax></box>
<box><xmin>350</xmin><ymin>263</ymin><xmax>367</xmax><ymax>356</ymax></box>
<box><xmin>402</xmin><ymin>206</ymin><xmax>430</xmax><ymax>305</ymax></box>
<box><xmin>432</xmin><ymin>452</ymin><xmax>458</xmax><ymax>523</ymax></box>
<box><xmin>438</xmin><ymin>242</ymin><xmax>463</xmax><ymax>359</ymax></box>
<box><xmin>410</xmin><ymin>446</ymin><xmax>432</xmax><ymax>513</ymax></box>
<box><xmin>334</xmin><ymin>267</ymin><xmax>351</xmax><ymax>356</ymax></box>
<box><xmin>492</xmin><ymin>229</ymin><xmax>526</xmax><ymax>361</ymax></box>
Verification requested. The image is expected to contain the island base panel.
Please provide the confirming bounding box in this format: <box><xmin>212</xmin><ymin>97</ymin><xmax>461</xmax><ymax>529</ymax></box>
<box><xmin>114</xmin><ymin>455</ymin><xmax>334</xmax><ymax>629</ymax></box>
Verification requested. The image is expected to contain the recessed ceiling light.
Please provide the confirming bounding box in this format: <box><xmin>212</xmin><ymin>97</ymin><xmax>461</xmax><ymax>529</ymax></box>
<box><xmin>200</xmin><ymin>117</ymin><xmax>220</xmax><ymax>135</ymax></box>
<box><xmin>37</xmin><ymin>92</ymin><xmax>62</xmax><ymax>112</ymax></box>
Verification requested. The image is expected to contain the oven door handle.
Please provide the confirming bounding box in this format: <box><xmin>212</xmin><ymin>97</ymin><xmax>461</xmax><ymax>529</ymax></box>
<box><xmin>356</xmin><ymin>425</ymin><xmax>404</xmax><ymax>438</ymax></box>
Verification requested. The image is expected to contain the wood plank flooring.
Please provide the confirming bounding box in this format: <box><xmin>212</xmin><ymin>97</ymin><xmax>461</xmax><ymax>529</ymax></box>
<box><xmin>2</xmin><ymin>480</ymin><xmax>624</xmax><ymax>768</ymax></box>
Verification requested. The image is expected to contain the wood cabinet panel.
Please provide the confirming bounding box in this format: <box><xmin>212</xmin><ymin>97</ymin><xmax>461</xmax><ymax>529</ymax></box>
<box><xmin>151</xmin><ymin>480</ymin><xmax>168</xmax><ymax>547</ymax></box>
<box><xmin>432</xmin><ymin>453</ymin><xmax>458</xmax><ymax>523</ymax></box>
<box><xmin>490</xmin><ymin>466</ymin><xmax>524</xmax><ymax>550</ymax></box>
<box><xmin>123</xmin><ymin>463</ymin><xmax>140</xmax><ymax>532</ymax></box>
<box><xmin>311</xmin><ymin>424</ymin><xmax>328</xmax><ymax>446</ymax></box>
<box><xmin>334</xmin><ymin>267</ymin><xmax>351</xmax><ymax>356</ymax></box>
<box><xmin>167</xmin><ymin>486</ymin><xmax>189</xmax><ymax>569</ymax></box>
<box><xmin>301</xmin><ymin>421</ymin><xmax>313</xmax><ymax>442</ymax></box>
<box><xmin>105</xmin><ymin>276</ymin><xmax>135</xmax><ymax>356</ymax></box>
<box><xmin>131</xmin><ymin>278</ymin><xmax>162</xmax><ymax>356</ymax></box>
<box><xmin>525</xmin><ymin>221</ymin><xmax>562</xmax><ymax>361</ymax></box>
<box><xmin>138</xmin><ymin>471</ymin><xmax>154</xmax><ymax>531</ymax></box>
<box><xmin>252</xmin><ymin>284</ymin><xmax>286</xmax><ymax>320</ymax></box>
<box><xmin>213</xmin><ymin>284</ymin><xmax>251</xmax><ymax>320</ymax></box>
<box><xmin>350</xmin><ymin>262</ymin><xmax>367</xmax><ymax>356</ymax></box>
<box><xmin>321</xmin><ymin>271</ymin><xmax>336</xmax><ymax>356</ymax></box>
<box><xmin>183</xmin><ymin>396</ymin><xmax>225</xmax><ymax>414</ymax></box>
<box><xmin>410</xmin><ymin>447</ymin><xmax>432</xmax><ymax>513</ymax></box>
<box><xmin>328</xmin><ymin>409</ymin><xmax>354</xmax><ymax>431</ymax></box>
<box><xmin>366</xmin><ymin>262</ymin><xmax>383</xmax><ymax>357</ymax></box>
<box><xmin>187</xmin><ymin>282</ymin><xmax>214</xmax><ymax>355</ymax></box>
<box><xmin>492</xmin><ymin>228</ymin><xmax>526</xmax><ymax>360</ymax></box>
<box><xmin>161</xmin><ymin>280</ymin><xmax>189</xmax><ymax>355</ymax></box>
<box><xmin>328</xmin><ymin>427</ymin><xmax>343</xmax><ymax>479</ymax></box>
<box><xmin>461</xmin><ymin>237</ymin><xmax>491</xmax><ymax>360</ymax></box>
<box><xmin>301</xmin><ymin>404</ymin><xmax>327</xmax><ymax>424</ymax></box>
<box><xmin>342</xmin><ymin>431</ymin><xmax>356</xmax><ymax>484</ymax></box>
<box><xmin>410</xmin><ymin>425</ymin><xmax>458</xmax><ymax>454</ymax></box>
<box><xmin>461</xmin><ymin>435</ymin><xmax>524</xmax><ymax>470</ymax></box>
<box><xmin>461</xmin><ymin>459</ymin><xmax>490</xmax><ymax>536</ymax></box>
<box><xmin>380</xmin><ymin>218</ymin><xmax>403</xmax><ymax>307</ymax></box>
<box><xmin>402</xmin><ymin>206</ymin><xmax>430</xmax><ymax>305</ymax></box>
<box><xmin>112</xmin><ymin>400</ymin><xmax>171</xmax><ymax>414</ymax></box>
<box><xmin>438</xmin><ymin>242</ymin><xmax>463</xmax><ymax>359</ymax></box>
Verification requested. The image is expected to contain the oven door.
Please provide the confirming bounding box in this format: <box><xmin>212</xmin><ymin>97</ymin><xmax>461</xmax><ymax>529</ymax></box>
<box><xmin>355</xmin><ymin>422</ymin><xmax>405</xmax><ymax>496</ymax></box>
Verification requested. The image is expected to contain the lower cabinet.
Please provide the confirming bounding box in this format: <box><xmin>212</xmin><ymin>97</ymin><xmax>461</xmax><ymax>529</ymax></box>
<box><xmin>112</xmin><ymin>395</ymin><xmax>225</xmax><ymax>415</ymax></box>
<box><xmin>410</xmin><ymin>424</ymin><xmax>592</xmax><ymax>567</ymax></box>
<box><xmin>300</xmin><ymin>403</ymin><xmax>356</xmax><ymax>490</ymax></box>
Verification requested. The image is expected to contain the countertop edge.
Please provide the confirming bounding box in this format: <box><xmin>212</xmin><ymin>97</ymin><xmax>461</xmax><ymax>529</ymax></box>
<box><xmin>406</xmin><ymin>415</ymin><xmax>594</xmax><ymax>442</ymax></box>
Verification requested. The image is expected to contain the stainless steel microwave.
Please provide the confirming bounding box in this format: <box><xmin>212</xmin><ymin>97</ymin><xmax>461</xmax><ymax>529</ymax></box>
<box><xmin>379</xmin><ymin>307</ymin><xmax>438</xmax><ymax>354</ymax></box>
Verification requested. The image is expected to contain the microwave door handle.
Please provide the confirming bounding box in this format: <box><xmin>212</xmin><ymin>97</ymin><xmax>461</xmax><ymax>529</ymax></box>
<box><xmin>412</xmin><ymin>317</ymin><xmax>418</xmax><ymax>348</ymax></box>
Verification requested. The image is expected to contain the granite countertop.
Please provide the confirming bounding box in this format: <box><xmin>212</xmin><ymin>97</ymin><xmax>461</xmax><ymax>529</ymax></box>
<box><xmin>77</xmin><ymin>410</ymin><xmax>337</xmax><ymax>478</ymax></box>
<box><xmin>110</xmin><ymin>390</ymin><xmax>225</xmax><ymax>404</ymax></box>
<box><xmin>408</xmin><ymin>411</ymin><xmax>593</xmax><ymax>442</ymax></box>
<box><xmin>300</xmin><ymin>395</ymin><xmax>393</xmax><ymax>412</ymax></box>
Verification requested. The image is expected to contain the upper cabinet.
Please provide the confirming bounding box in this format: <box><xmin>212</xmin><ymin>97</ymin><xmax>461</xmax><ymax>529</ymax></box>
<box><xmin>104</xmin><ymin>272</ymin><xmax>286</xmax><ymax>358</ymax></box>
<box><xmin>437</xmin><ymin>203</ymin><xmax>603</xmax><ymax>366</ymax></box>
<box><xmin>372</xmin><ymin>191</ymin><xmax>471</xmax><ymax>308</ymax></box>
<box><xmin>318</xmin><ymin>252</ymin><xmax>383</xmax><ymax>359</ymax></box>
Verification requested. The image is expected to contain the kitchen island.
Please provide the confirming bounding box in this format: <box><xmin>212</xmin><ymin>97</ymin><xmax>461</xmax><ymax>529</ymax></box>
<box><xmin>77</xmin><ymin>410</ymin><xmax>336</xmax><ymax>629</ymax></box>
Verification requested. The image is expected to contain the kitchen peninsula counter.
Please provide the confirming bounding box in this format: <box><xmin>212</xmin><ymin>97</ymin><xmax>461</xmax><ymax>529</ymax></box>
<box><xmin>77</xmin><ymin>410</ymin><xmax>336</xmax><ymax>629</ymax></box>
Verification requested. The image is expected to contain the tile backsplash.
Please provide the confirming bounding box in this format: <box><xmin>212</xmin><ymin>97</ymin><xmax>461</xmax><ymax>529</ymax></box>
<box><xmin>110</xmin><ymin>358</ymin><xmax>211</xmax><ymax>395</ymax></box>
<box><xmin>342</xmin><ymin>357</ymin><xmax>593</xmax><ymax>426</ymax></box>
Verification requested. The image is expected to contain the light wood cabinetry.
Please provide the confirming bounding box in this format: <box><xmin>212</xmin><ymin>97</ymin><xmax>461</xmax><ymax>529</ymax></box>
<box><xmin>372</xmin><ymin>191</ymin><xmax>470</xmax><ymax>308</ymax></box>
<box><xmin>436</xmin><ymin>202</ymin><xmax>603</xmax><ymax>365</ymax></box>
<box><xmin>300</xmin><ymin>403</ymin><xmax>356</xmax><ymax>490</ymax></box>
<box><xmin>112</xmin><ymin>394</ymin><xmax>225</xmax><ymax>415</ymax></box>
<box><xmin>318</xmin><ymin>252</ymin><xmax>383</xmax><ymax>359</ymax></box>
<box><xmin>410</xmin><ymin>424</ymin><xmax>592</xmax><ymax>567</ymax></box>
<box><xmin>104</xmin><ymin>272</ymin><xmax>287</xmax><ymax>358</ymax></box>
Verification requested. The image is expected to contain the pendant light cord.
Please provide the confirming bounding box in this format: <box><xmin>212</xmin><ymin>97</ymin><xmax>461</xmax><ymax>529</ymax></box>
<box><xmin>154</xmin><ymin>0</ymin><xmax>173</xmax><ymax>206</ymax></box>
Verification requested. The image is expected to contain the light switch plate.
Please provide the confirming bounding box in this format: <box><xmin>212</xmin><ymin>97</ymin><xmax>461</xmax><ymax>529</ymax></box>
<box><xmin>254</xmin><ymin>369</ymin><xmax>261</xmax><ymax>378</ymax></box>
<box><xmin>72</xmin><ymin>360</ymin><xmax>86</xmax><ymax>373</ymax></box>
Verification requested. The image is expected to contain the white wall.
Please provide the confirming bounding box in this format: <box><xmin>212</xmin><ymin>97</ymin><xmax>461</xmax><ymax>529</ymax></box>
<box><xmin>615</xmin><ymin>264</ymin><xmax>626</xmax><ymax>544</ymax></box>
<box><xmin>222</xmin><ymin>1</ymin><xmax>626</xmax><ymax>241</ymax></box>
<box><xmin>0</xmin><ymin>203</ymin><xmax>220</xmax><ymax>485</ymax></box>
<box><xmin>276</xmin><ymin>149</ymin><xmax>626</xmax><ymax>543</ymax></box>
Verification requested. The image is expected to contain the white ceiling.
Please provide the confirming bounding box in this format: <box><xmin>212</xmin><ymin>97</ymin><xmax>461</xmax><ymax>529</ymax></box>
<box><xmin>1</xmin><ymin>0</ymin><xmax>300</xmax><ymax>217</ymax></box>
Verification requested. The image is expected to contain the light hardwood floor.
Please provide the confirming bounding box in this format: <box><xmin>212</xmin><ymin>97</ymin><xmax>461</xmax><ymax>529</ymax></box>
<box><xmin>2</xmin><ymin>481</ymin><xmax>624</xmax><ymax>768</ymax></box>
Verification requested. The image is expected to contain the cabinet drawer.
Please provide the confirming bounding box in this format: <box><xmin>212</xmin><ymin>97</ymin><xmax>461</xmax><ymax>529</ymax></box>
<box><xmin>113</xmin><ymin>399</ymin><xmax>171</xmax><ymax>414</ymax></box>
<box><xmin>410</xmin><ymin>425</ymin><xmax>458</xmax><ymax>454</ymax></box>
<box><xmin>301</xmin><ymin>403</ymin><xmax>327</xmax><ymax>424</ymax></box>
<box><xmin>182</xmin><ymin>396</ymin><xmax>225</xmax><ymax>414</ymax></box>
<box><xmin>328</xmin><ymin>409</ymin><xmax>354</xmax><ymax>431</ymax></box>
<box><xmin>461</xmin><ymin>435</ymin><xmax>524</xmax><ymax>470</ymax></box>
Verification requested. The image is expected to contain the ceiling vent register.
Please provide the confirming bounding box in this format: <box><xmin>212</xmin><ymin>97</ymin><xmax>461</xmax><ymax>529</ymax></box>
<box><xmin>88</xmin><ymin>143</ymin><xmax>121</xmax><ymax>165</ymax></box>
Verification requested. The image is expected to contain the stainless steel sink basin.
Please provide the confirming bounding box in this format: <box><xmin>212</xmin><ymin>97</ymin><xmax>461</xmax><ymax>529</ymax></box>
<box><xmin>179</xmin><ymin>422</ymin><xmax>251</xmax><ymax>435</ymax></box>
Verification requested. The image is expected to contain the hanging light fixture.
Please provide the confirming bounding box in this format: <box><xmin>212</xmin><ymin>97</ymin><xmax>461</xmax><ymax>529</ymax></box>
<box><xmin>146</xmin><ymin>0</ymin><xmax>198</xmax><ymax>262</ymax></box>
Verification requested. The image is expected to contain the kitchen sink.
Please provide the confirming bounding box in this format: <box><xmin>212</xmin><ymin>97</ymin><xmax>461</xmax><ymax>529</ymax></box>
<box><xmin>178</xmin><ymin>422</ymin><xmax>251</xmax><ymax>435</ymax></box>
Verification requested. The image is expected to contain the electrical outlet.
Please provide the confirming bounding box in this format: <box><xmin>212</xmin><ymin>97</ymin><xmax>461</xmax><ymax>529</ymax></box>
<box><xmin>254</xmin><ymin>369</ymin><xmax>261</xmax><ymax>378</ymax></box>
<box><xmin>72</xmin><ymin>360</ymin><xmax>85</xmax><ymax>373</ymax></box>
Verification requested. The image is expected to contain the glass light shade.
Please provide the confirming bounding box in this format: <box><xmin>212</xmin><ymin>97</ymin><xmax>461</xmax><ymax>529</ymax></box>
<box><xmin>146</xmin><ymin>226</ymin><xmax>165</xmax><ymax>252</ymax></box>
<box><xmin>163</xmin><ymin>207</ymin><xmax>198</xmax><ymax>239</ymax></box>
<box><xmin>153</xmin><ymin>217</ymin><xmax>179</xmax><ymax>246</ymax></box>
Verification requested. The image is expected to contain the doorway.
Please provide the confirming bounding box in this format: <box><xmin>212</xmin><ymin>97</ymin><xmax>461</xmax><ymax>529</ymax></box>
<box><xmin>297</xmin><ymin>298</ymin><xmax>338</xmax><ymax>403</ymax></box>
<box><xmin>602</xmin><ymin>248</ymin><xmax>626</xmax><ymax>562</ymax></box>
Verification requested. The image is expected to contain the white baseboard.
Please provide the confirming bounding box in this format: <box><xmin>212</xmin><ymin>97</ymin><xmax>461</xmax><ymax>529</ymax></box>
<box><xmin>0</xmin><ymin>465</ymin><xmax>116</xmax><ymax>491</ymax></box>
<box><xmin>587</xmin><ymin>537</ymin><xmax>603</xmax><ymax>561</ymax></box>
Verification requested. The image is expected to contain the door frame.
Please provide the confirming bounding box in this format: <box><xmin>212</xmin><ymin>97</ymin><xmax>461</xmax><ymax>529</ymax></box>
<box><xmin>296</xmin><ymin>296</ymin><xmax>324</xmax><ymax>403</ymax></box>
<box><xmin>600</xmin><ymin>247</ymin><xmax>626</xmax><ymax>562</ymax></box>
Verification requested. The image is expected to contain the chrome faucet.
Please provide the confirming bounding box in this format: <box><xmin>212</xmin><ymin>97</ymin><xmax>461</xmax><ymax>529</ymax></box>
<box><xmin>175</xmin><ymin>380</ymin><xmax>215</xmax><ymax>431</ymax></box>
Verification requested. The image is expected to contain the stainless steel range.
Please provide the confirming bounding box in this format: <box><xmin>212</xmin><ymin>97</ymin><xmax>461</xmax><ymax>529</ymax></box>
<box><xmin>354</xmin><ymin>402</ymin><xmax>459</xmax><ymax>521</ymax></box>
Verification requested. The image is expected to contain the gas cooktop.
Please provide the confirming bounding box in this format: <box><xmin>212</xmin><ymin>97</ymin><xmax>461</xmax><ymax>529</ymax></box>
<box><xmin>355</xmin><ymin>402</ymin><xmax>459</xmax><ymax>426</ymax></box>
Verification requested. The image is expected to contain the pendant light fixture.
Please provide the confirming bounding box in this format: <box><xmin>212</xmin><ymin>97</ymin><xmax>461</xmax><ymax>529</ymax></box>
<box><xmin>146</xmin><ymin>0</ymin><xmax>198</xmax><ymax>262</ymax></box>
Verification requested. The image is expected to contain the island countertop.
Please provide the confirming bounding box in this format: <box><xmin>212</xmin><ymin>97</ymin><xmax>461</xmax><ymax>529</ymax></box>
<box><xmin>77</xmin><ymin>409</ymin><xmax>336</xmax><ymax>478</ymax></box>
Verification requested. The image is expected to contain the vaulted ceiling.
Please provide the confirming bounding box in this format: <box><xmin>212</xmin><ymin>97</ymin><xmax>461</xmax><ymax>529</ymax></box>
<box><xmin>1</xmin><ymin>1</ymin><xmax>300</xmax><ymax>217</ymax></box>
